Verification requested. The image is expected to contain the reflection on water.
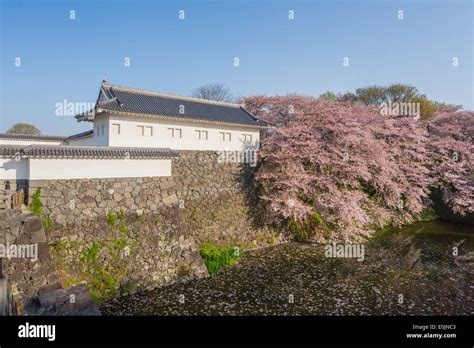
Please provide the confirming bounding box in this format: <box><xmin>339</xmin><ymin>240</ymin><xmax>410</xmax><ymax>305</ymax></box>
<box><xmin>101</xmin><ymin>221</ymin><xmax>473</xmax><ymax>315</ymax></box>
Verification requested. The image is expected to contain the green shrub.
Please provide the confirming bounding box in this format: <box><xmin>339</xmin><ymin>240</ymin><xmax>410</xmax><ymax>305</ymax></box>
<box><xmin>288</xmin><ymin>210</ymin><xmax>331</xmax><ymax>241</ymax></box>
<box><xmin>116</xmin><ymin>210</ymin><xmax>125</xmax><ymax>221</ymax></box>
<box><xmin>107</xmin><ymin>212</ymin><xmax>117</xmax><ymax>231</ymax></box>
<box><xmin>42</xmin><ymin>216</ymin><xmax>54</xmax><ymax>231</ymax></box>
<box><xmin>80</xmin><ymin>241</ymin><xmax>102</xmax><ymax>264</ymax></box>
<box><xmin>199</xmin><ymin>242</ymin><xmax>242</xmax><ymax>275</ymax></box>
<box><xmin>88</xmin><ymin>267</ymin><xmax>118</xmax><ymax>303</ymax></box>
<box><xmin>29</xmin><ymin>188</ymin><xmax>42</xmax><ymax>217</ymax></box>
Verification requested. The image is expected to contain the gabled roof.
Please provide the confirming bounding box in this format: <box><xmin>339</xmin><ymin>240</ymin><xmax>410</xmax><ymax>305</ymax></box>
<box><xmin>66</xmin><ymin>129</ymin><xmax>94</xmax><ymax>141</ymax></box>
<box><xmin>76</xmin><ymin>81</ymin><xmax>267</xmax><ymax>129</ymax></box>
<box><xmin>0</xmin><ymin>133</ymin><xmax>66</xmax><ymax>142</ymax></box>
<box><xmin>0</xmin><ymin>145</ymin><xmax>178</xmax><ymax>159</ymax></box>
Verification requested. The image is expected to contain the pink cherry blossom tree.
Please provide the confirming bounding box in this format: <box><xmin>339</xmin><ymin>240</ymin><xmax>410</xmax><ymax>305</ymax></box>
<box><xmin>427</xmin><ymin>111</ymin><xmax>474</xmax><ymax>215</ymax></box>
<box><xmin>244</xmin><ymin>95</ymin><xmax>434</xmax><ymax>241</ymax></box>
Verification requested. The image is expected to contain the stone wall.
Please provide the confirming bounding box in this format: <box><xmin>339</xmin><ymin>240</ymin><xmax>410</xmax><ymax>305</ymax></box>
<box><xmin>23</xmin><ymin>151</ymin><xmax>286</xmax><ymax>302</ymax></box>
<box><xmin>27</xmin><ymin>151</ymin><xmax>257</xmax><ymax>224</ymax></box>
<box><xmin>0</xmin><ymin>209</ymin><xmax>61</xmax><ymax>313</ymax></box>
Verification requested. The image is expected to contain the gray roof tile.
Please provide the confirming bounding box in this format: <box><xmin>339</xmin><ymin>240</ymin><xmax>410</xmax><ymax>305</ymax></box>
<box><xmin>77</xmin><ymin>81</ymin><xmax>267</xmax><ymax>128</ymax></box>
<box><xmin>66</xmin><ymin>130</ymin><xmax>94</xmax><ymax>140</ymax></box>
<box><xmin>0</xmin><ymin>145</ymin><xmax>178</xmax><ymax>159</ymax></box>
<box><xmin>0</xmin><ymin>133</ymin><xmax>66</xmax><ymax>142</ymax></box>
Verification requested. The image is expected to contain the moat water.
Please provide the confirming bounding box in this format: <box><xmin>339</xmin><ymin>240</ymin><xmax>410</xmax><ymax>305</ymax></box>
<box><xmin>101</xmin><ymin>221</ymin><xmax>473</xmax><ymax>315</ymax></box>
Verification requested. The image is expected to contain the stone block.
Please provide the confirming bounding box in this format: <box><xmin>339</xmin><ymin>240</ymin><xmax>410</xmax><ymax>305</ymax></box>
<box><xmin>38</xmin><ymin>283</ymin><xmax>93</xmax><ymax>314</ymax></box>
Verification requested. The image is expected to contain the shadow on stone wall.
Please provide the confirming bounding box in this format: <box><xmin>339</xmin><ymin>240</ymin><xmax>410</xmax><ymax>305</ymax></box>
<box><xmin>31</xmin><ymin>151</ymin><xmax>287</xmax><ymax>304</ymax></box>
<box><xmin>0</xmin><ymin>209</ymin><xmax>99</xmax><ymax>315</ymax></box>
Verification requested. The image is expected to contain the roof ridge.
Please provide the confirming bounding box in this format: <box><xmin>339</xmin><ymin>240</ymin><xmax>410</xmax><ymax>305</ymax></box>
<box><xmin>0</xmin><ymin>133</ymin><xmax>66</xmax><ymax>140</ymax></box>
<box><xmin>102</xmin><ymin>81</ymin><xmax>242</xmax><ymax>109</ymax></box>
<box><xmin>0</xmin><ymin>144</ymin><xmax>179</xmax><ymax>159</ymax></box>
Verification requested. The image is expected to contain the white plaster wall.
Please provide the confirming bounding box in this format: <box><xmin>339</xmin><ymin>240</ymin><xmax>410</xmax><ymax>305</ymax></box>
<box><xmin>0</xmin><ymin>139</ymin><xmax>63</xmax><ymax>146</ymax></box>
<box><xmin>28</xmin><ymin>158</ymin><xmax>171</xmax><ymax>179</ymax></box>
<box><xmin>106</xmin><ymin>114</ymin><xmax>261</xmax><ymax>151</ymax></box>
<box><xmin>66</xmin><ymin>135</ymin><xmax>95</xmax><ymax>146</ymax></box>
<box><xmin>88</xmin><ymin>114</ymin><xmax>110</xmax><ymax>146</ymax></box>
<box><xmin>0</xmin><ymin>158</ymin><xmax>29</xmax><ymax>180</ymax></box>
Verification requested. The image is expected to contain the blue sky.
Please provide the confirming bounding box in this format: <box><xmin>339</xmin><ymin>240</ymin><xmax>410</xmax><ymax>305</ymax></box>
<box><xmin>0</xmin><ymin>0</ymin><xmax>472</xmax><ymax>135</ymax></box>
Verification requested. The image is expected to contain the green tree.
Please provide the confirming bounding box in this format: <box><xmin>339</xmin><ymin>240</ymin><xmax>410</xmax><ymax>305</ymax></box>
<box><xmin>341</xmin><ymin>84</ymin><xmax>438</xmax><ymax>119</ymax></box>
<box><xmin>413</xmin><ymin>96</ymin><xmax>437</xmax><ymax>120</ymax></box>
<box><xmin>6</xmin><ymin>123</ymin><xmax>41</xmax><ymax>135</ymax></box>
<box><xmin>385</xmin><ymin>84</ymin><xmax>418</xmax><ymax>103</ymax></box>
<box><xmin>353</xmin><ymin>85</ymin><xmax>387</xmax><ymax>105</ymax></box>
<box><xmin>319</xmin><ymin>91</ymin><xmax>338</xmax><ymax>101</ymax></box>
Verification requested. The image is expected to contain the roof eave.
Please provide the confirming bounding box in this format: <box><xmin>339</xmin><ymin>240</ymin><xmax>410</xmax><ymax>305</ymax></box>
<box><xmin>75</xmin><ymin>108</ymin><xmax>102</xmax><ymax>122</ymax></box>
<box><xmin>101</xmin><ymin>109</ymin><xmax>268</xmax><ymax>130</ymax></box>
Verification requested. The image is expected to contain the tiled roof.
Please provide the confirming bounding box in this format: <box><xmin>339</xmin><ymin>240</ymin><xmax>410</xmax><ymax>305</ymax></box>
<box><xmin>0</xmin><ymin>145</ymin><xmax>178</xmax><ymax>159</ymax></box>
<box><xmin>0</xmin><ymin>133</ymin><xmax>66</xmax><ymax>142</ymax></box>
<box><xmin>66</xmin><ymin>130</ymin><xmax>94</xmax><ymax>140</ymax></box>
<box><xmin>76</xmin><ymin>81</ymin><xmax>267</xmax><ymax>128</ymax></box>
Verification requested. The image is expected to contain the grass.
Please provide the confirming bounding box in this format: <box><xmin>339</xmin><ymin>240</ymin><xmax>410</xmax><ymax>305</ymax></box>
<box><xmin>199</xmin><ymin>242</ymin><xmax>242</xmax><ymax>275</ymax></box>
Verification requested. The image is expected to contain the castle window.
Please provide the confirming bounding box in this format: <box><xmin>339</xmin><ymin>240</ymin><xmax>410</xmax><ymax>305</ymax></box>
<box><xmin>242</xmin><ymin>134</ymin><xmax>252</xmax><ymax>142</ymax></box>
<box><xmin>144</xmin><ymin>126</ymin><xmax>153</xmax><ymax>137</ymax></box>
<box><xmin>112</xmin><ymin>123</ymin><xmax>121</xmax><ymax>135</ymax></box>
<box><xmin>168</xmin><ymin>128</ymin><xmax>182</xmax><ymax>138</ymax></box>
<box><xmin>220</xmin><ymin>132</ymin><xmax>231</xmax><ymax>141</ymax></box>
<box><xmin>195</xmin><ymin>130</ymin><xmax>208</xmax><ymax>140</ymax></box>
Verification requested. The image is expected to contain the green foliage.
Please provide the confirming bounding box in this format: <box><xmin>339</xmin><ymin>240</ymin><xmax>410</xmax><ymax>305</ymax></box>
<box><xmin>188</xmin><ymin>204</ymin><xmax>199</xmax><ymax>221</ymax></box>
<box><xmin>28</xmin><ymin>188</ymin><xmax>42</xmax><ymax>217</ymax></box>
<box><xmin>116</xmin><ymin>210</ymin><xmax>125</xmax><ymax>220</ymax></box>
<box><xmin>319</xmin><ymin>91</ymin><xmax>338</xmax><ymax>101</ymax></box>
<box><xmin>199</xmin><ymin>242</ymin><xmax>242</xmax><ymax>275</ymax></box>
<box><xmin>107</xmin><ymin>212</ymin><xmax>117</xmax><ymax>231</ymax></box>
<box><xmin>42</xmin><ymin>216</ymin><xmax>54</xmax><ymax>231</ymax></box>
<box><xmin>7</xmin><ymin>122</ymin><xmax>41</xmax><ymax>135</ymax></box>
<box><xmin>87</xmin><ymin>267</ymin><xmax>118</xmax><ymax>303</ymax></box>
<box><xmin>80</xmin><ymin>241</ymin><xmax>102</xmax><ymax>264</ymax></box>
<box><xmin>288</xmin><ymin>210</ymin><xmax>330</xmax><ymax>241</ymax></box>
<box><xmin>413</xmin><ymin>96</ymin><xmax>436</xmax><ymax>120</ymax></box>
<box><xmin>341</xmin><ymin>84</ymin><xmax>437</xmax><ymax>119</ymax></box>
<box><xmin>119</xmin><ymin>221</ymin><xmax>127</xmax><ymax>237</ymax></box>
<box><xmin>418</xmin><ymin>209</ymin><xmax>439</xmax><ymax>222</ymax></box>
<box><xmin>108</xmin><ymin>212</ymin><xmax>130</xmax><ymax>262</ymax></box>
<box><xmin>50</xmin><ymin>231</ymin><xmax>135</xmax><ymax>304</ymax></box>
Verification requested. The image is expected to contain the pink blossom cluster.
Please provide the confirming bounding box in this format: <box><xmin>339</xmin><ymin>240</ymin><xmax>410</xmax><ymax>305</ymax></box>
<box><xmin>427</xmin><ymin>111</ymin><xmax>474</xmax><ymax>215</ymax></box>
<box><xmin>244</xmin><ymin>95</ymin><xmax>473</xmax><ymax>240</ymax></box>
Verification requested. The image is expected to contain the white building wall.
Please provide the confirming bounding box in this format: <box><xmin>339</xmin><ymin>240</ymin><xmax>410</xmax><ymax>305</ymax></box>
<box><xmin>106</xmin><ymin>114</ymin><xmax>261</xmax><ymax>151</ymax></box>
<box><xmin>28</xmin><ymin>158</ymin><xmax>171</xmax><ymax>179</ymax></box>
<box><xmin>0</xmin><ymin>158</ymin><xmax>29</xmax><ymax>180</ymax></box>
<box><xmin>89</xmin><ymin>114</ymin><xmax>110</xmax><ymax>146</ymax></box>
